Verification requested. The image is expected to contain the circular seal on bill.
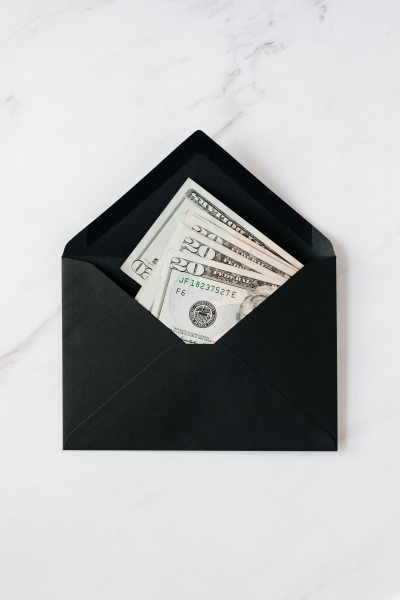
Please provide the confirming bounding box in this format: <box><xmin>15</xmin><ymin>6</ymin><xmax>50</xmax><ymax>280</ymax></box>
<box><xmin>189</xmin><ymin>301</ymin><xmax>217</xmax><ymax>328</ymax></box>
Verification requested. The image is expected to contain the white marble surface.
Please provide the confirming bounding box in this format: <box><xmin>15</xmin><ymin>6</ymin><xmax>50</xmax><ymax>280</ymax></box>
<box><xmin>1</xmin><ymin>0</ymin><xmax>400</xmax><ymax>598</ymax></box>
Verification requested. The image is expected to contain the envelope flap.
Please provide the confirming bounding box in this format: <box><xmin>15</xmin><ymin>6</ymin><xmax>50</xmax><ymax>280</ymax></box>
<box><xmin>64</xmin><ymin>131</ymin><xmax>332</xmax><ymax>258</ymax></box>
<box><xmin>62</xmin><ymin>257</ymin><xmax>180</xmax><ymax>442</ymax></box>
<box><xmin>220</xmin><ymin>256</ymin><xmax>337</xmax><ymax>445</ymax></box>
<box><xmin>63</xmin><ymin>131</ymin><xmax>335</xmax><ymax>303</ymax></box>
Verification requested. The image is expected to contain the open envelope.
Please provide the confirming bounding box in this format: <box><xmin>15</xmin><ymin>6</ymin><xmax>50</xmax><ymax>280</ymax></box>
<box><xmin>62</xmin><ymin>131</ymin><xmax>337</xmax><ymax>451</ymax></box>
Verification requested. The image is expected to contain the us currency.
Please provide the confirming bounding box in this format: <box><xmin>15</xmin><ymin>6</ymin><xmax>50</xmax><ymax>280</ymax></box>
<box><xmin>184</xmin><ymin>206</ymin><xmax>295</xmax><ymax>270</ymax></box>
<box><xmin>151</xmin><ymin>250</ymin><xmax>283</xmax><ymax>344</ymax></box>
<box><xmin>136</xmin><ymin>223</ymin><xmax>286</xmax><ymax>311</ymax></box>
<box><xmin>120</xmin><ymin>178</ymin><xmax>302</xmax><ymax>285</ymax></box>
<box><xmin>183</xmin><ymin>209</ymin><xmax>297</xmax><ymax>278</ymax></box>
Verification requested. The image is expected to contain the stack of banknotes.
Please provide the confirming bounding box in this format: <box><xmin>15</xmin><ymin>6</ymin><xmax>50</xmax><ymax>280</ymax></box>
<box><xmin>121</xmin><ymin>179</ymin><xmax>302</xmax><ymax>344</ymax></box>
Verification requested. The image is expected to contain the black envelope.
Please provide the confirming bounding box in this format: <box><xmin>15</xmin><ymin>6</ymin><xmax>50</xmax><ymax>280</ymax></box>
<box><xmin>62</xmin><ymin>131</ymin><xmax>337</xmax><ymax>451</ymax></box>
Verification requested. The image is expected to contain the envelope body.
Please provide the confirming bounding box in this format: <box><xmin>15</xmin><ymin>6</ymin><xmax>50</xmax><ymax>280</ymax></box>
<box><xmin>62</xmin><ymin>131</ymin><xmax>337</xmax><ymax>451</ymax></box>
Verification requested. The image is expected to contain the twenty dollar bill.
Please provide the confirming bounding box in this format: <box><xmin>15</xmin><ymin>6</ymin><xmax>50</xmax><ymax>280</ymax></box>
<box><xmin>121</xmin><ymin>178</ymin><xmax>302</xmax><ymax>285</ymax></box>
<box><xmin>152</xmin><ymin>250</ymin><xmax>282</xmax><ymax>344</ymax></box>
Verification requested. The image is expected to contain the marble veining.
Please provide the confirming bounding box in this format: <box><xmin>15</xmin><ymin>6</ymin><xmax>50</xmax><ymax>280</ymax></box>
<box><xmin>1</xmin><ymin>0</ymin><xmax>400</xmax><ymax>599</ymax></box>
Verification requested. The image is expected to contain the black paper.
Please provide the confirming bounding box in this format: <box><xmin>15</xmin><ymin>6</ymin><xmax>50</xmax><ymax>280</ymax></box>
<box><xmin>62</xmin><ymin>131</ymin><xmax>337</xmax><ymax>451</ymax></box>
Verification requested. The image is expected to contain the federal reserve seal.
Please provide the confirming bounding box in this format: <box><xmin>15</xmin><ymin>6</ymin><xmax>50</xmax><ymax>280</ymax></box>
<box><xmin>189</xmin><ymin>301</ymin><xmax>217</xmax><ymax>328</ymax></box>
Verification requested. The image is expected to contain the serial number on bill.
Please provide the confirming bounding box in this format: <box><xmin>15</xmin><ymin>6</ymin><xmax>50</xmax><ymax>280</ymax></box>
<box><xmin>177</xmin><ymin>276</ymin><xmax>237</xmax><ymax>297</ymax></box>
